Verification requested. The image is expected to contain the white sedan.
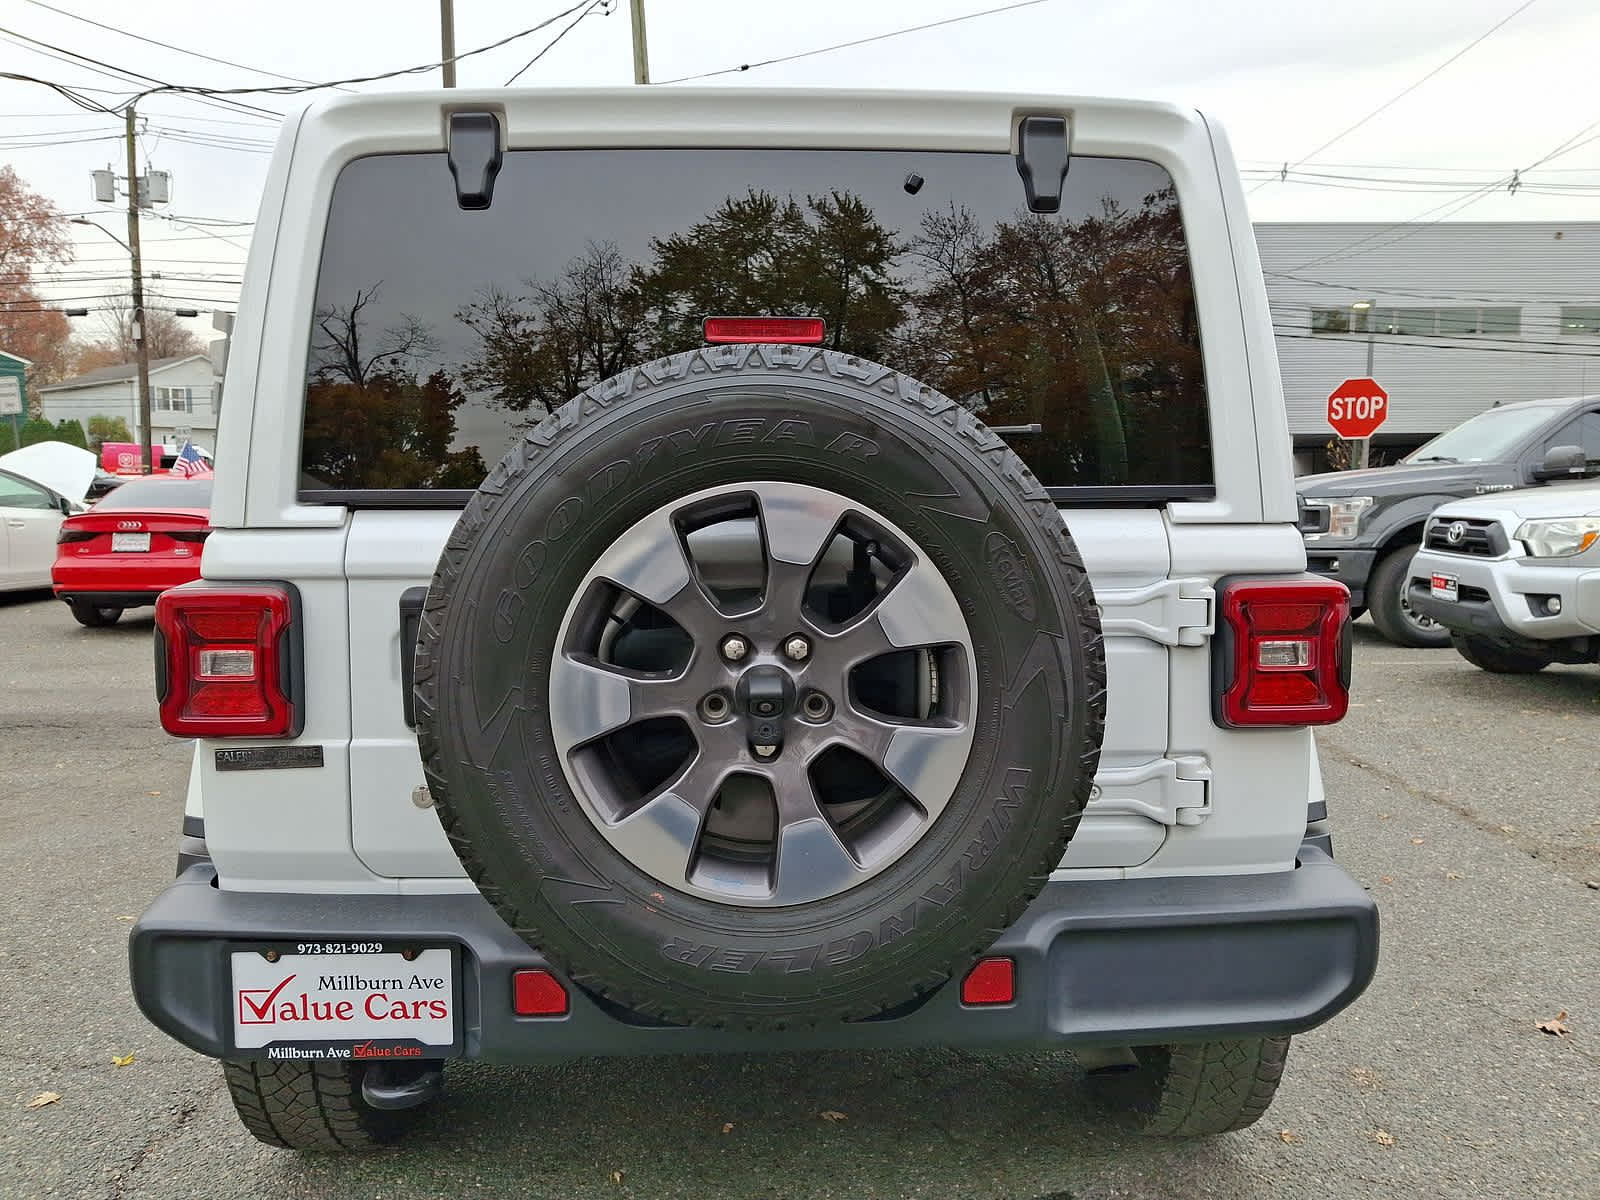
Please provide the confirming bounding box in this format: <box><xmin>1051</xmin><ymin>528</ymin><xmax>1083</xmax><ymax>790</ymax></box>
<box><xmin>0</xmin><ymin>442</ymin><xmax>95</xmax><ymax>592</ymax></box>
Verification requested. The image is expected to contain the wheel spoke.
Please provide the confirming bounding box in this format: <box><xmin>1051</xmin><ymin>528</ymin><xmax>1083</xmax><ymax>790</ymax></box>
<box><xmin>870</xmin><ymin>557</ymin><xmax>969</xmax><ymax>650</ymax></box>
<box><xmin>833</xmin><ymin>704</ymin><xmax>968</xmax><ymax>820</ymax></box>
<box><xmin>606</xmin><ymin>753</ymin><xmax>727</xmax><ymax>887</ymax></box>
<box><xmin>588</xmin><ymin>506</ymin><xmax>722</xmax><ymax>635</ymax></box>
<box><xmin>771</xmin><ymin>792</ymin><xmax>865</xmax><ymax>905</ymax></box>
<box><xmin>759</xmin><ymin>487</ymin><xmax>847</xmax><ymax>569</ymax></box>
<box><xmin>547</xmin><ymin>657</ymin><xmax>695</xmax><ymax>751</ymax></box>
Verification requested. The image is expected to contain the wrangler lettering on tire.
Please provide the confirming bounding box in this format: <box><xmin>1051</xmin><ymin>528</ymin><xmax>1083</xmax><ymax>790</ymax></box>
<box><xmin>415</xmin><ymin>344</ymin><xmax>1106</xmax><ymax>1029</ymax></box>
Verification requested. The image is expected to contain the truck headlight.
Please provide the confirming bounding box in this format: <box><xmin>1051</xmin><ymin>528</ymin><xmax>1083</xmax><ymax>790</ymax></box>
<box><xmin>1515</xmin><ymin>517</ymin><xmax>1600</xmax><ymax>558</ymax></box>
<box><xmin>1305</xmin><ymin>496</ymin><xmax>1374</xmax><ymax>540</ymax></box>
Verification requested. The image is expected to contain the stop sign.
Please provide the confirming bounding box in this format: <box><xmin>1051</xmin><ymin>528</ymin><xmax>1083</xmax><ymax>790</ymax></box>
<box><xmin>1327</xmin><ymin>378</ymin><xmax>1389</xmax><ymax>439</ymax></box>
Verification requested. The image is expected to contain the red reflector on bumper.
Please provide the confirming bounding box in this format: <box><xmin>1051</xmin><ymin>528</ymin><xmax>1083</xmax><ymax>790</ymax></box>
<box><xmin>960</xmin><ymin>957</ymin><xmax>1015</xmax><ymax>1006</ymax></box>
<box><xmin>511</xmin><ymin>969</ymin><xmax>569</xmax><ymax>1016</ymax></box>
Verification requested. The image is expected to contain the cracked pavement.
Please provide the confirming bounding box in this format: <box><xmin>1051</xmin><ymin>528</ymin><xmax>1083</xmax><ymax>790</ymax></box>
<box><xmin>2</xmin><ymin>595</ymin><xmax>1596</xmax><ymax>1199</ymax></box>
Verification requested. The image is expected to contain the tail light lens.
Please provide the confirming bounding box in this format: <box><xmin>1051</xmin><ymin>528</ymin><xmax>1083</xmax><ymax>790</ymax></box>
<box><xmin>57</xmin><ymin>527</ymin><xmax>95</xmax><ymax>544</ymax></box>
<box><xmin>154</xmin><ymin>583</ymin><xmax>301</xmax><ymax>737</ymax></box>
<box><xmin>703</xmin><ymin>315</ymin><xmax>826</xmax><ymax>345</ymax></box>
<box><xmin>1215</xmin><ymin>578</ymin><xmax>1350</xmax><ymax>728</ymax></box>
<box><xmin>167</xmin><ymin>528</ymin><xmax>211</xmax><ymax>543</ymax></box>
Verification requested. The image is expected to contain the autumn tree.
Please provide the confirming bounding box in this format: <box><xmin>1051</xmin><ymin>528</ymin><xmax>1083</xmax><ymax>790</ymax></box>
<box><xmin>302</xmin><ymin>290</ymin><xmax>483</xmax><ymax>488</ymax></box>
<box><xmin>456</xmin><ymin>241</ymin><xmax>645</xmax><ymax>421</ymax></box>
<box><xmin>636</xmin><ymin>189</ymin><xmax>904</xmax><ymax>358</ymax></box>
<box><xmin>0</xmin><ymin>166</ymin><xmax>76</xmax><ymax>391</ymax></box>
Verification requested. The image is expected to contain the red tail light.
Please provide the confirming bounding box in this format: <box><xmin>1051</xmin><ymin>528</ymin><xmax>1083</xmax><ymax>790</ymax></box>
<box><xmin>154</xmin><ymin>583</ymin><xmax>301</xmax><ymax>738</ymax></box>
<box><xmin>702</xmin><ymin>315</ymin><xmax>826</xmax><ymax>345</ymax></box>
<box><xmin>57</xmin><ymin>526</ymin><xmax>96</xmax><ymax>544</ymax></box>
<box><xmin>1215</xmin><ymin>577</ymin><xmax>1350</xmax><ymax>728</ymax></box>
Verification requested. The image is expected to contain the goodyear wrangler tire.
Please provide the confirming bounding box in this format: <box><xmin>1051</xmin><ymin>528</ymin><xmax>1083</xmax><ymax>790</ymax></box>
<box><xmin>415</xmin><ymin>345</ymin><xmax>1105</xmax><ymax>1029</ymax></box>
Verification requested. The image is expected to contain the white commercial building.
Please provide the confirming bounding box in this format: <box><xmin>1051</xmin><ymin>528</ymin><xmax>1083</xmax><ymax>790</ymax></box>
<box><xmin>36</xmin><ymin>354</ymin><xmax>218</xmax><ymax>445</ymax></box>
<box><xmin>1256</xmin><ymin>221</ymin><xmax>1600</xmax><ymax>469</ymax></box>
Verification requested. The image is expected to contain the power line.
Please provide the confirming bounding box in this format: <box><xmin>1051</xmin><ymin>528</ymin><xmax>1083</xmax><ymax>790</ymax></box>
<box><xmin>126</xmin><ymin>3</ymin><xmax>592</xmax><ymax>103</ymax></box>
<box><xmin>657</xmin><ymin>0</ymin><xmax>1054</xmax><ymax>84</ymax></box>
<box><xmin>0</xmin><ymin>22</ymin><xmax>284</xmax><ymax>120</ymax></box>
<box><xmin>1290</xmin><ymin>113</ymin><xmax>1600</xmax><ymax>272</ymax></box>
<box><xmin>1249</xmin><ymin>0</ymin><xmax>1540</xmax><ymax>195</ymax></box>
<box><xmin>19</xmin><ymin>0</ymin><xmax>351</xmax><ymax>91</ymax></box>
<box><xmin>1270</xmin><ymin>325</ymin><xmax>1600</xmax><ymax>361</ymax></box>
<box><xmin>505</xmin><ymin>0</ymin><xmax>604</xmax><ymax>85</ymax></box>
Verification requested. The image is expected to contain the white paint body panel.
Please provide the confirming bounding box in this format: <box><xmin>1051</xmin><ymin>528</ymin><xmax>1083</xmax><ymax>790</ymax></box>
<box><xmin>194</xmin><ymin>87</ymin><xmax>1321</xmax><ymax>894</ymax></box>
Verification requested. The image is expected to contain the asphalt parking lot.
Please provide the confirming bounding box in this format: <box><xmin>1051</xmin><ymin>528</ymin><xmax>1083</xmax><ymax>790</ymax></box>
<box><xmin>1</xmin><ymin>592</ymin><xmax>1595</xmax><ymax>1200</ymax></box>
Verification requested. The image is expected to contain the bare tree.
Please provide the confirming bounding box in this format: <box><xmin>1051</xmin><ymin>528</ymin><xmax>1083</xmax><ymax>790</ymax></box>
<box><xmin>87</xmin><ymin>294</ymin><xmax>206</xmax><ymax>361</ymax></box>
<box><xmin>311</xmin><ymin>285</ymin><xmax>435</xmax><ymax>386</ymax></box>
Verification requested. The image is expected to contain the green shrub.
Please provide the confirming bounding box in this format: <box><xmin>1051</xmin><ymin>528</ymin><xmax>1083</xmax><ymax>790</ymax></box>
<box><xmin>53</xmin><ymin>418</ymin><xmax>88</xmax><ymax>448</ymax></box>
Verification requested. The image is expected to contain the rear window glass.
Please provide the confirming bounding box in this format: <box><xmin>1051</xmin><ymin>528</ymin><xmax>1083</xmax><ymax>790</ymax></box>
<box><xmin>301</xmin><ymin>148</ymin><xmax>1212</xmax><ymax>498</ymax></box>
<box><xmin>94</xmin><ymin>479</ymin><xmax>213</xmax><ymax>510</ymax></box>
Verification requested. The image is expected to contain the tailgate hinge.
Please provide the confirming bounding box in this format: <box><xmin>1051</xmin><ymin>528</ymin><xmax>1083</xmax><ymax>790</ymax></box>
<box><xmin>1096</xmin><ymin>577</ymin><xmax>1215</xmax><ymax>647</ymax></box>
<box><xmin>1090</xmin><ymin>755</ymin><xmax>1212</xmax><ymax>827</ymax></box>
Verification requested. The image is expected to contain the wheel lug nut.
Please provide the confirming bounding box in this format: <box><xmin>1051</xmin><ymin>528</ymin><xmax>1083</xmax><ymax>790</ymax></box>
<box><xmin>754</xmin><ymin>744</ymin><xmax>777</xmax><ymax>758</ymax></box>
<box><xmin>783</xmin><ymin>635</ymin><xmax>810</xmax><ymax>662</ymax></box>
<box><xmin>721</xmin><ymin>634</ymin><xmax>749</xmax><ymax>662</ymax></box>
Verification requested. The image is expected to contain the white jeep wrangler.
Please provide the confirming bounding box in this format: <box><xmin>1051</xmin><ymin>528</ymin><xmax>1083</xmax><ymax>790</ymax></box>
<box><xmin>131</xmin><ymin>87</ymin><xmax>1377</xmax><ymax>1150</ymax></box>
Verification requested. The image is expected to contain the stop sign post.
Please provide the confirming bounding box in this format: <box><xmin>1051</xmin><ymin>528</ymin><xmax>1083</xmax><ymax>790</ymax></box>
<box><xmin>1327</xmin><ymin>378</ymin><xmax>1388</xmax><ymax>468</ymax></box>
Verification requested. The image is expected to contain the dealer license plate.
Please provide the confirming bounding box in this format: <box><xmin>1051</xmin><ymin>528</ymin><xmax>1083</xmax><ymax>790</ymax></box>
<box><xmin>1430</xmin><ymin>573</ymin><xmax>1458</xmax><ymax>602</ymax></box>
<box><xmin>229</xmin><ymin>944</ymin><xmax>458</xmax><ymax>1059</ymax></box>
<box><xmin>111</xmin><ymin>532</ymin><xmax>150</xmax><ymax>552</ymax></box>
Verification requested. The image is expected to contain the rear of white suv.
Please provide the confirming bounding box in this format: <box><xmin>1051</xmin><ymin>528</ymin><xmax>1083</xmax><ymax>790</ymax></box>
<box><xmin>129</xmin><ymin>88</ymin><xmax>1377</xmax><ymax>1151</ymax></box>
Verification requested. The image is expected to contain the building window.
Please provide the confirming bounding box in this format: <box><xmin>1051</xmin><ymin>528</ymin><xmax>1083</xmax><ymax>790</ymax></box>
<box><xmin>1325</xmin><ymin>306</ymin><xmax>1523</xmax><ymax>338</ymax></box>
<box><xmin>154</xmin><ymin>386</ymin><xmax>193</xmax><ymax>413</ymax></box>
<box><xmin>1311</xmin><ymin>308</ymin><xmax>1352</xmax><ymax>334</ymax></box>
<box><xmin>1559</xmin><ymin>305</ymin><xmax>1600</xmax><ymax>335</ymax></box>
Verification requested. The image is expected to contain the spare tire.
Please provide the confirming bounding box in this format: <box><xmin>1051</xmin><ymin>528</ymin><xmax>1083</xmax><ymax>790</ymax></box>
<box><xmin>415</xmin><ymin>345</ymin><xmax>1105</xmax><ymax>1029</ymax></box>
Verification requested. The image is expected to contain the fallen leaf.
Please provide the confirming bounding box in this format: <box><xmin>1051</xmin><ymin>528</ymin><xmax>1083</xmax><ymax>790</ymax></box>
<box><xmin>114</xmin><ymin>915</ymin><xmax>134</xmax><ymax>922</ymax></box>
<box><xmin>609</xmin><ymin>1169</ymin><xmax>624</xmax><ymax>1185</ymax></box>
<box><xmin>1410</xmin><ymin>837</ymin><xmax>1425</xmax><ymax>845</ymax></box>
<box><xmin>1445</xmin><ymin>871</ymin><xmax>1462</xmax><ymax>881</ymax></box>
<box><xmin>1536</xmin><ymin>1011</ymin><xmax>1570</xmax><ymax>1037</ymax></box>
<box><xmin>112</xmin><ymin>1053</ymin><xmax>135</xmax><ymax>1067</ymax></box>
<box><xmin>1279</xmin><ymin>1129</ymin><xmax>1301</xmax><ymax>1144</ymax></box>
<box><xmin>1349</xmin><ymin>1067</ymin><xmax>1382</xmax><ymax>1090</ymax></box>
<box><xmin>1377</xmin><ymin>812</ymin><xmax>1393</xmax><ymax>820</ymax></box>
<box><xmin>147</xmin><ymin>791</ymin><xmax>161</xmax><ymax>797</ymax></box>
<box><xmin>1379</xmin><ymin>875</ymin><xmax>1394</xmax><ymax>884</ymax></box>
<box><xmin>1586</xmin><ymin>881</ymin><xmax>1599</xmax><ymax>890</ymax></box>
<box><xmin>25</xmin><ymin>1092</ymin><xmax>60</xmax><ymax>1109</ymax></box>
<box><xmin>820</xmin><ymin>1109</ymin><xmax>848</xmax><ymax>1122</ymax></box>
<box><xmin>721</xmin><ymin>1122</ymin><xmax>734</xmax><ymax>1134</ymax></box>
<box><xmin>1369</xmin><ymin>1129</ymin><xmax>1395</xmax><ymax>1147</ymax></box>
<box><xmin>1499</xmin><ymin>825</ymin><xmax>1516</xmax><ymax>834</ymax></box>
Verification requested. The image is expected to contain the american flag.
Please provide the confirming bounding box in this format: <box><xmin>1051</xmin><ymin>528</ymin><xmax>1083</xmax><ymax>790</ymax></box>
<box><xmin>170</xmin><ymin>440</ymin><xmax>207</xmax><ymax>477</ymax></box>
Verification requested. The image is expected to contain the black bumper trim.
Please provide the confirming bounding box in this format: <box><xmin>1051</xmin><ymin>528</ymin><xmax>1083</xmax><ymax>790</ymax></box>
<box><xmin>56</xmin><ymin>590</ymin><xmax>162</xmax><ymax>609</ymax></box>
<box><xmin>1407</xmin><ymin>583</ymin><xmax>1596</xmax><ymax>659</ymax></box>
<box><xmin>1304</xmin><ymin>547</ymin><xmax>1376</xmax><ymax>608</ymax></box>
<box><xmin>130</xmin><ymin>845</ymin><xmax>1378</xmax><ymax>1061</ymax></box>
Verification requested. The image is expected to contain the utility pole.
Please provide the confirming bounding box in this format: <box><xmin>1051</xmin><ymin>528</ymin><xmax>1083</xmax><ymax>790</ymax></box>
<box><xmin>629</xmin><ymin>0</ymin><xmax>650</xmax><ymax>84</ymax></box>
<box><xmin>124</xmin><ymin>106</ymin><xmax>153</xmax><ymax>475</ymax></box>
<box><xmin>440</xmin><ymin>0</ymin><xmax>457</xmax><ymax>87</ymax></box>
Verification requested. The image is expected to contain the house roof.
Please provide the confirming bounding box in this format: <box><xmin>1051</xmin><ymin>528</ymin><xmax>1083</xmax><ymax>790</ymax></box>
<box><xmin>0</xmin><ymin>349</ymin><xmax>33</xmax><ymax>367</ymax></box>
<box><xmin>38</xmin><ymin>353</ymin><xmax>208</xmax><ymax>392</ymax></box>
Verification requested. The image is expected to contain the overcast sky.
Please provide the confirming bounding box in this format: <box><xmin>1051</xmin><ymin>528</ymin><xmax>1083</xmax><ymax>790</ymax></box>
<box><xmin>4</xmin><ymin>0</ymin><xmax>1599</xmax><ymax>333</ymax></box>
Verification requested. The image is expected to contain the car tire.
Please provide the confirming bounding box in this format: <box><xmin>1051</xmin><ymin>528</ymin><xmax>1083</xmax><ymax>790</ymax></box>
<box><xmin>1451</xmin><ymin>634</ymin><xmax>1551</xmax><ymax>675</ymax></box>
<box><xmin>68</xmin><ymin>600</ymin><xmax>122</xmax><ymax>627</ymax></box>
<box><xmin>1367</xmin><ymin>544</ymin><xmax>1449</xmax><ymax>648</ymax></box>
<box><xmin>416</xmin><ymin>344</ymin><xmax>1106</xmax><ymax>1030</ymax></box>
<box><xmin>221</xmin><ymin>1059</ymin><xmax>435</xmax><ymax>1151</ymax></box>
<box><xmin>1348</xmin><ymin>605</ymin><xmax>1366</xmax><ymax>623</ymax></box>
<box><xmin>1088</xmin><ymin>1037</ymin><xmax>1291</xmax><ymax>1136</ymax></box>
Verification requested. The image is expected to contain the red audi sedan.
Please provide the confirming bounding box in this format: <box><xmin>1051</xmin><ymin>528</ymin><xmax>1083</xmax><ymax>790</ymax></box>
<box><xmin>52</xmin><ymin>476</ymin><xmax>212</xmax><ymax>626</ymax></box>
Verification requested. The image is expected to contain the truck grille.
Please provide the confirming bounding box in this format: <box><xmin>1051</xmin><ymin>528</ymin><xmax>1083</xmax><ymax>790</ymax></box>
<box><xmin>1424</xmin><ymin>518</ymin><xmax>1506</xmax><ymax>557</ymax></box>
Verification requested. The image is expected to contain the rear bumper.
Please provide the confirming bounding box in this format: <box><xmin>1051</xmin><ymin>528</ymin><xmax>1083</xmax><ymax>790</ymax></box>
<box><xmin>130</xmin><ymin>843</ymin><xmax>1379</xmax><ymax>1061</ymax></box>
<box><xmin>53</xmin><ymin>560</ymin><xmax>200</xmax><ymax>607</ymax></box>
<box><xmin>1303</xmin><ymin>547</ymin><xmax>1376</xmax><ymax>608</ymax></box>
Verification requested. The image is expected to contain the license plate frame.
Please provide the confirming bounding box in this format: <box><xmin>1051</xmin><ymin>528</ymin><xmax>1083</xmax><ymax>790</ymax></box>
<box><xmin>1430</xmin><ymin>572</ymin><xmax>1459</xmax><ymax>602</ymax></box>
<box><xmin>111</xmin><ymin>532</ymin><xmax>150</xmax><ymax>552</ymax></box>
<box><xmin>225</xmin><ymin>941</ymin><xmax>462</xmax><ymax>1061</ymax></box>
